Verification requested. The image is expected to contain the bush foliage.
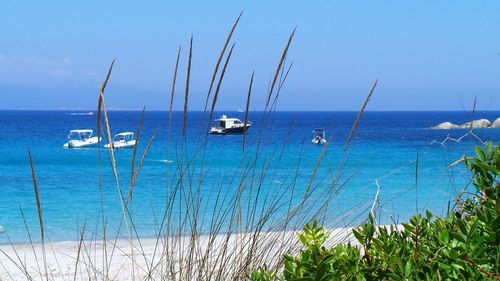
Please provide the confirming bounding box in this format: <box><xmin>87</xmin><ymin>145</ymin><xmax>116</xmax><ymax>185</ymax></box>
<box><xmin>249</xmin><ymin>143</ymin><xmax>499</xmax><ymax>280</ymax></box>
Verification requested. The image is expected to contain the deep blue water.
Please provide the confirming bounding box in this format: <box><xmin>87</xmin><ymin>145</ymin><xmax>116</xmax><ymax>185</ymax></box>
<box><xmin>0</xmin><ymin>110</ymin><xmax>498</xmax><ymax>243</ymax></box>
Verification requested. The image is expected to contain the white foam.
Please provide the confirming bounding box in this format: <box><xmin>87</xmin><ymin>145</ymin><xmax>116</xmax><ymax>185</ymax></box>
<box><xmin>155</xmin><ymin>159</ymin><xmax>174</xmax><ymax>164</ymax></box>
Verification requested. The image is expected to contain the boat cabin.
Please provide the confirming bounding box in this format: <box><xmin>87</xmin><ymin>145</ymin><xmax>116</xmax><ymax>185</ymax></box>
<box><xmin>215</xmin><ymin>115</ymin><xmax>245</xmax><ymax>129</ymax></box>
<box><xmin>313</xmin><ymin>128</ymin><xmax>325</xmax><ymax>139</ymax></box>
<box><xmin>113</xmin><ymin>132</ymin><xmax>134</xmax><ymax>142</ymax></box>
<box><xmin>68</xmin><ymin>129</ymin><xmax>93</xmax><ymax>141</ymax></box>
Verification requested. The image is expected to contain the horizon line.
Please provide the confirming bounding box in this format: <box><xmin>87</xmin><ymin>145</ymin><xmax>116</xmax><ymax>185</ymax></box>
<box><xmin>1</xmin><ymin>109</ymin><xmax>499</xmax><ymax>113</ymax></box>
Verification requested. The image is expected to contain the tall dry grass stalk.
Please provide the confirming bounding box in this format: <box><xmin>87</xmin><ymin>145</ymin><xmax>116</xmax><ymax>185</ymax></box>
<box><xmin>28</xmin><ymin>149</ymin><xmax>48</xmax><ymax>281</ymax></box>
<box><xmin>73</xmin><ymin>220</ymin><xmax>87</xmax><ymax>281</ymax></box>
<box><xmin>182</xmin><ymin>36</ymin><xmax>193</xmax><ymax>140</ymax></box>
<box><xmin>242</xmin><ymin>71</ymin><xmax>254</xmax><ymax>153</ymax></box>
<box><xmin>343</xmin><ymin>79</ymin><xmax>377</xmax><ymax>153</ymax></box>
<box><xmin>203</xmin><ymin>12</ymin><xmax>242</xmax><ymax>112</ymax></box>
<box><xmin>169</xmin><ymin>46</ymin><xmax>182</xmax><ymax>143</ymax></box>
<box><xmin>95</xmin><ymin>61</ymin><xmax>116</xmax><ymax>278</ymax></box>
<box><xmin>130</xmin><ymin>107</ymin><xmax>145</xmax><ymax>182</ymax></box>
<box><xmin>206</xmin><ymin>43</ymin><xmax>236</xmax><ymax>135</ymax></box>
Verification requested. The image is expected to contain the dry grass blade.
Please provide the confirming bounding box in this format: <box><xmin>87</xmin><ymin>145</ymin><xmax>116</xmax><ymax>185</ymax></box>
<box><xmin>131</xmin><ymin>107</ymin><xmax>145</xmax><ymax>182</ymax></box>
<box><xmin>206</xmin><ymin>43</ymin><xmax>236</xmax><ymax>134</ymax></box>
<box><xmin>18</xmin><ymin>205</ymin><xmax>42</xmax><ymax>278</ymax></box>
<box><xmin>169</xmin><ymin>45</ymin><xmax>182</xmax><ymax>141</ymax></box>
<box><xmin>303</xmin><ymin>142</ymin><xmax>329</xmax><ymax>199</ymax></box>
<box><xmin>183</xmin><ymin>36</ymin><xmax>193</xmax><ymax>139</ymax></box>
<box><xmin>270</xmin><ymin>62</ymin><xmax>293</xmax><ymax>111</ymax></box>
<box><xmin>101</xmin><ymin>59</ymin><xmax>115</xmax><ymax>93</ymax></box>
<box><xmin>28</xmin><ymin>149</ymin><xmax>48</xmax><ymax>281</ymax></box>
<box><xmin>98</xmin><ymin>61</ymin><xmax>121</xmax><ymax>197</ymax></box>
<box><xmin>161</xmin><ymin>47</ymin><xmax>181</xmax><ymax>267</ymax></box>
<box><xmin>470</xmin><ymin>96</ymin><xmax>477</xmax><ymax>130</ymax></box>
<box><xmin>305</xmin><ymin>79</ymin><xmax>378</xmax><ymax>199</ymax></box>
<box><xmin>99</xmin><ymin>77</ymin><xmax>130</xmax><ymax>236</ymax></box>
<box><xmin>165</xmin><ymin>46</ymin><xmax>182</xmax><ymax>227</ymax></box>
<box><xmin>128</xmin><ymin>127</ymin><xmax>159</xmax><ymax>203</ymax></box>
<box><xmin>266</xmin><ymin>27</ymin><xmax>296</xmax><ymax>108</ymax></box>
<box><xmin>0</xmin><ymin>246</ymin><xmax>32</xmax><ymax>280</ymax></box>
<box><xmin>447</xmin><ymin>156</ymin><xmax>466</xmax><ymax>169</ymax></box>
<box><xmin>343</xmin><ymin>78</ymin><xmax>378</xmax><ymax>153</ymax></box>
<box><xmin>95</xmin><ymin>85</ymin><xmax>108</xmax><ymax>278</ymax></box>
<box><xmin>105</xmin><ymin>126</ymin><xmax>159</xmax><ymax>278</ymax></box>
<box><xmin>253</xmin><ymin>28</ymin><xmax>296</xmax><ymax>158</ymax></box>
<box><xmin>98</xmin><ymin>60</ymin><xmax>137</xmax><ymax>278</ymax></box>
<box><xmin>203</xmin><ymin>11</ymin><xmax>243</xmax><ymax>112</ymax></box>
<box><xmin>242</xmin><ymin>71</ymin><xmax>254</xmax><ymax>153</ymax></box>
<box><xmin>100</xmin><ymin>98</ymin><xmax>118</xmax><ymax>180</ymax></box>
<box><xmin>196</xmin><ymin>43</ymin><xmax>236</xmax><ymax>217</ymax></box>
<box><xmin>73</xmin><ymin>220</ymin><xmax>87</xmax><ymax>281</ymax></box>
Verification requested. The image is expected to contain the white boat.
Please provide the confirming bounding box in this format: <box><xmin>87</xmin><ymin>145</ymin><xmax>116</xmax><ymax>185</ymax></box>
<box><xmin>105</xmin><ymin>132</ymin><xmax>137</xmax><ymax>149</ymax></box>
<box><xmin>63</xmin><ymin>129</ymin><xmax>100</xmax><ymax>149</ymax></box>
<box><xmin>209</xmin><ymin>115</ymin><xmax>251</xmax><ymax>135</ymax></box>
<box><xmin>312</xmin><ymin>128</ymin><xmax>327</xmax><ymax>145</ymax></box>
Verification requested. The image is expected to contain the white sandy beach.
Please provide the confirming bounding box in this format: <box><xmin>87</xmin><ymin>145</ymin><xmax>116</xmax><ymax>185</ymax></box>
<box><xmin>0</xmin><ymin>228</ymin><xmax>357</xmax><ymax>281</ymax></box>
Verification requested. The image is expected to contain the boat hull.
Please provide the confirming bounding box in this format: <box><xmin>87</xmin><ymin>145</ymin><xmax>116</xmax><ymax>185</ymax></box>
<box><xmin>64</xmin><ymin>137</ymin><xmax>101</xmax><ymax>149</ymax></box>
<box><xmin>209</xmin><ymin>125</ymin><xmax>250</xmax><ymax>135</ymax></box>
<box><xmin>105</xmin><ymin>140</ymin><xmax>137</xmax><ymax>149</ymax></box>
<box><xmin>225</xmin><ymin>126</ymin><xmax>249</xmax><ymax>134</ymax></box>
<box><xmin>311</xmin><ymin>138</ymin><xmax>327</xmax><ymax>145</ymax></box>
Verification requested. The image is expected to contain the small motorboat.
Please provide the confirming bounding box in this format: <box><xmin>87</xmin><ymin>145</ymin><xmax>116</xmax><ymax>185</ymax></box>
<box><xmin>209</xmin><ymin>115</ymin><xmax>251</xmax><ymax>135</ymax></box>
<box><xmin>105</xmin><ymin>132</ymin><xmax>137</xmax><ymax>149</ymax></box>
<box><xmin>63</xmin><ymin>129</ymin><xmax>100</xmax><ymax>149</ymax></box>
<box><xmin>312</xmin><ymin>128</ymin><xmax>327</xmax><ymax>145</ymax></box>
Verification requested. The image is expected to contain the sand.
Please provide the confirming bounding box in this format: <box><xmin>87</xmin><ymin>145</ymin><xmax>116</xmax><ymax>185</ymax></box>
<box><xmin>0</xmin><ymin>227</ymin><xmax>357</xmax><ymax>280</ymax></box>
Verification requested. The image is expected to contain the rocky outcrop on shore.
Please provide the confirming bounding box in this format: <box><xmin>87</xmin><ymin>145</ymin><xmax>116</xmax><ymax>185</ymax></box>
<box><xmin>460</xmin><ymin>119</ymin><xmax>491</xmax><ymax>129</ymax></box>
<box><xmin>431</xmin><ymin>122</ymin><xmax>461</xmax><ymax>129</ymax></box>
<box><xmin>431</xmin><ymin>118</ymin><xmax>499</xmax><ymax>130</ymax></box>
<box><xmin>491</xmin><ymin>118</ymin><xmax>500</xmax><ymax>128</ymax></box>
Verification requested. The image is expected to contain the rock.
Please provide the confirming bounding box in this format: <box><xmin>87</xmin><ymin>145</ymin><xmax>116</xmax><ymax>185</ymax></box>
<box><xmin>431</xmin><ymin>122</ymin><xmax>460</xmax><ymax>130</ymax></box>
<box><xmin>490</xmin><ymin>118</ymin><xmax>500</xmax><ymax>128</ymax></box>
<box><xmin>459</xmin><ymin>119</ymin><xmax>491</xmax><ymax>129</ymax></box>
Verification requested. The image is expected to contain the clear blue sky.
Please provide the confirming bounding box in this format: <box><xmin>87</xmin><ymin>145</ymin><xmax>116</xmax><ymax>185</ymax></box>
<box><xmin>1</xmin><ymin>1</ymin><xmax>499</xmax><ymax>111</ymax></box>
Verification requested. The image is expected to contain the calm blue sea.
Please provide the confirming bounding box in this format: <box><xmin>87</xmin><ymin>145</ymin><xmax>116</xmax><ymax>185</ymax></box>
<box><xmin>0</xmin><ymin>110</ymin><xmax>498</xmax><ymax>243</ymax></box>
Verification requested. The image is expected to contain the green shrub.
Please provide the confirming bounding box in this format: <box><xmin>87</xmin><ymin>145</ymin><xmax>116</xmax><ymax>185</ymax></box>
<box><xmin>249</xmin><ymin>143</ymin><xmax>499</xmax><ymax>280</ymax></box>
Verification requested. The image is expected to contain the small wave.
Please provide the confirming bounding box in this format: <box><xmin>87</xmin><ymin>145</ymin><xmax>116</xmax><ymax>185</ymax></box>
<box><xmin>70</xmin><ymin>112</ymin><xmax>94</xmax><ymax>116</ymax></box>
<box><xmin>154</xmin><ymin>159</ymin><xmax>174</xmax><ymax>164</ymax></box>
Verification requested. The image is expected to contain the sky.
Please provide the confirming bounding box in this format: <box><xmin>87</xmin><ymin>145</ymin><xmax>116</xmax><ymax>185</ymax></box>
<box><xmin>0</xmin><ymin>1</ymin><xmax>499</xmax><ymax>111</ymax></box>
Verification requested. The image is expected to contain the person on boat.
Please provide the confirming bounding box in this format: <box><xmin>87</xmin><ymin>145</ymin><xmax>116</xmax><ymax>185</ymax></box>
<box><xmin>315</xmin><ymin>134</ymin><xmax>322</xmax><ymax>144</ymax></box>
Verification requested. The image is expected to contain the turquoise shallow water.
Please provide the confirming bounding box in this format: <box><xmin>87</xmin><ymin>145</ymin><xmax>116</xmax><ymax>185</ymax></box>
<box><xmin>0</xmin><ymin>110</ymin><xmax>498</xmax><ymax>243</ymax></box>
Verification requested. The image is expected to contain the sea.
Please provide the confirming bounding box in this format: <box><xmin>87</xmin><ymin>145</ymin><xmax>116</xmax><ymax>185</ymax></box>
<box><xmin>0</xmin><ymin>110</ymin><xmax>498</xmax><ymax>243</ymax></box>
